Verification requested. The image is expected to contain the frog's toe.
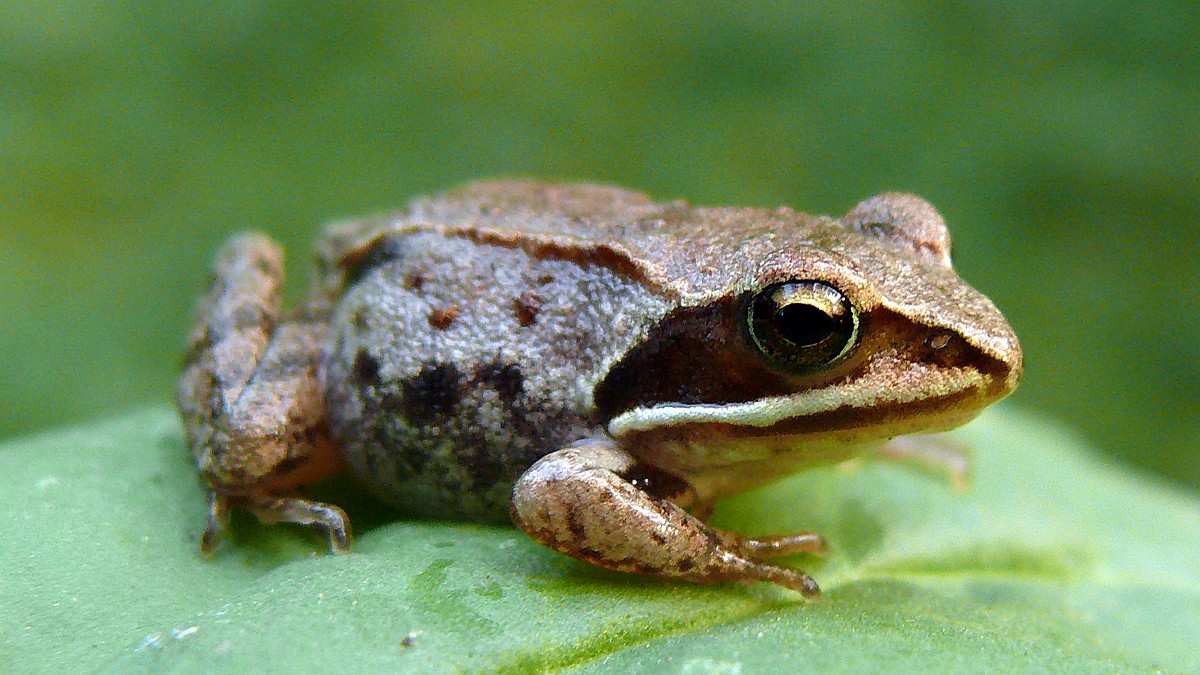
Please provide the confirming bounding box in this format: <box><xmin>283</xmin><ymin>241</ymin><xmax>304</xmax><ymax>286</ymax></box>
<box><xmin>247</xmin><ymin>496</ymin><xmax>354</xmax><ymax>554</ymax></box>
<box><xmin>739</xmin><ymin>531</ymin><xmax>828</xmax><ymax>559</ymax></box>
<box><xmin>199</xmin><ymin>491</ymin><xmax>231</xmax><ymax>556</ymax></box>
<box><xmin>738</xmin><ymin>561</ymin><xmax>822</xmax><ymax>599</ymax></box>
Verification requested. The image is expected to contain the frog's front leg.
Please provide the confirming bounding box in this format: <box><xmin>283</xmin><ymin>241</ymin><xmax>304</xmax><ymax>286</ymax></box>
<box><xmin>511</xmin><ymin>439</ymin><xmax>825</xmax><ymax>599</ymax></box>
<box><xmin>177</xmin><ymin>233</ymin><xmax>350</xmax><ymax>554</ymax></box>
<box><xmin>842</xmin><ymin>434</ymin><xmax>972</xmax><ymax>491</ymax></box>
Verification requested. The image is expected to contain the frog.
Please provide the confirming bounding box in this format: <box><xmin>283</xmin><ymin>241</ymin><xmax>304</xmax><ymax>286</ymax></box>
<box><xmin>176</xmin><ymin>179</ymin><xmax>1022</xmax><ymax>599</ymax></box>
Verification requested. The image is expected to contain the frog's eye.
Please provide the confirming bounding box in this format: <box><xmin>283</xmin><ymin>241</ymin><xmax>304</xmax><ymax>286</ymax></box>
<box><xmin>746</xmin><ymin>281</ymin><xmax>859</xmax><ymax>372</ymax></box>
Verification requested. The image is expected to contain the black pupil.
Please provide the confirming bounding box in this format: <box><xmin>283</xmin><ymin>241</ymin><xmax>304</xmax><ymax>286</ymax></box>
<box><xmin>774</xmin><ymin>303</ymin><xmax>836</xmax><ymax>347</ymax></box>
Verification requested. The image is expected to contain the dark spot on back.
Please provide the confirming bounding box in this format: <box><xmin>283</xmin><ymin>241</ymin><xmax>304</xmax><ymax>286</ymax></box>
<box><xmin>404</xmin><ymin>273</ymin><xmax>425</xmax><ymax>290</ymax></box>
<box><xmin>352</xmin><ymin>349</ymin><xmax>381</xmax><ymax>385</ymax></box>
<box><xmin>514</xmin><ymin>291</ymin><xmax>542</xmax><ymax>327</ymax></box>
<box><xmin>398</xmin><ymin>363</ymin><xmax>463</xmax><ymax>424</ymax></box>
<box><xmin>351</xmin><ymin>308</ymin><xmax>369</xmax><ymax>333</ymax></box>
<box><xmin>345</xmin><ymin>237</ymin><xmax>405</xmax><ymax>287</ymax></box>
<box><xmin>428</xmin><ymin>304</ymin><xmax>460</xmax><ymax>330</ymax></box>
<box><xmin>474</xmin><ymin>362</ymin><xmax>524</xmax><ymax>404</ymax></box>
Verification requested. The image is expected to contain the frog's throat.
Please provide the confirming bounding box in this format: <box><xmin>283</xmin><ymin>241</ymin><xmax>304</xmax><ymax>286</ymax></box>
<box><xmin>606</xmin><ymin>366</ymin><xmax>990</xmax><ymax>437</ymax></box>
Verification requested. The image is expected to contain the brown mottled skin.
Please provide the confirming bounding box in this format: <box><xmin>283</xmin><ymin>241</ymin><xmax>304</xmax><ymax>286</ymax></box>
<box><xmin>177</xmin><ymin>180</ymin><xmax>1022</xmax><ymax>598</ymax></box>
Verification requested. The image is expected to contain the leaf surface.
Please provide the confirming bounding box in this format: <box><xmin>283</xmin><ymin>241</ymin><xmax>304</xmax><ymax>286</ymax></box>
<box><xmin>1</xmin><ymin>406</ymin><xmax>1197</xmax><ymax>673</ymax></box>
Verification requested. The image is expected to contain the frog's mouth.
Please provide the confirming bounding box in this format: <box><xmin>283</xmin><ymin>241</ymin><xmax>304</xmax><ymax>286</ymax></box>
<box><xmin>607</xmin><ymin>356</ymin><xmax>1011</xmax><ymax>442</ymax></box>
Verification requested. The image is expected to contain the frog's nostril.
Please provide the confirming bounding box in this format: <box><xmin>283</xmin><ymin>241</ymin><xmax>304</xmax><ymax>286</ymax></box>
<box><xmin>919</xmin><ymin>332</ymin><xmax>970</xmax><ymax>368</ymax></box>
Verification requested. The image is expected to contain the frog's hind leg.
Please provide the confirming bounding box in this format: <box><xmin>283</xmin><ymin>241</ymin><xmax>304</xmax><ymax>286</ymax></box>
<box><xmin>511</xmin><ymin>438</ymin><xmax>824</xmax><ymax>599</ymax></box>
<box><xmin>177</xmin><ymin>233</ymin><xmax>350</xmax><ymax>555</ymax></box>
<box><xmin>177</xmin><ymin>233</ymin><xmax>282</xmax><ymax>453</ymax></box>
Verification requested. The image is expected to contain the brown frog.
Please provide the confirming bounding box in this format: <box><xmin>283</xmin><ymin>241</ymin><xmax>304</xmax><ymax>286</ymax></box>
<box><xmin>177</xmin><ymin>180</ymin><xmax>1022</xmax><ymax>599</ymax></box>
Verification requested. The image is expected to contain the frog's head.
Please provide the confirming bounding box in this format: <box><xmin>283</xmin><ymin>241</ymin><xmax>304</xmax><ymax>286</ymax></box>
<box><xmin>600</xmin><ymin>193</ymin><xmax>1023</xmax><ymax>459</ymax></box>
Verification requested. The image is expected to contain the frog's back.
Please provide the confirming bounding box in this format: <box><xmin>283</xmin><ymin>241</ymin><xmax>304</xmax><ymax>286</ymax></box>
<box><xmin>321</xmin><ymin>182</ymin><xmax>679</xmax><ymax>521</ymax></box>
<box><xmin>332</xmin><ymin>180</ymin><xmax>827</xmax><ymax>303</ymax></box>
<box><xmin>321</xmin><ymin>180</ymin><xmax>1016</xmax><ymax>521</ymax></box>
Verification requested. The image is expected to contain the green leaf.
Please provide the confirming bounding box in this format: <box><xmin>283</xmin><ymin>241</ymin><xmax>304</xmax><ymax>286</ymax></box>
<box><xmin>2</xmin><ymin>406</ymin><xmax>1197</xmax><ymax>673</ymax></box>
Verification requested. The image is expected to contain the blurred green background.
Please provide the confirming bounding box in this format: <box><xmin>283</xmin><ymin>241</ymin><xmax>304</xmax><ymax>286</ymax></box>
<box><xmin>1</xmin><ymin>2</ymin><xmax>1197</xmax><ymax>490</ymax></box>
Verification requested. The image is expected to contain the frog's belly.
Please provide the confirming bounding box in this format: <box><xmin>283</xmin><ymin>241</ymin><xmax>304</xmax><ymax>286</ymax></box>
<box><xmin>318</xmin><ymin>231</ymin><xmax>670</xmax><ymax>521</ymax></box>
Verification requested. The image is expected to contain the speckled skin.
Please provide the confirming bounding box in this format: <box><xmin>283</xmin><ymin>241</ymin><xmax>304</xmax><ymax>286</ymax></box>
<box><xmin>178</xmin><ymin>180</ymin><xmax>1023</xmax><ymax>597</ymax></box>
<box><xmin>323</xmin><ymin>231</ymin><xmax>672</xmax><ymax>521</ymax></box>
<box><xmin>317</xmin><ymin>182</ymin><xmax>1020</xmax><ymax>520</ymax></box>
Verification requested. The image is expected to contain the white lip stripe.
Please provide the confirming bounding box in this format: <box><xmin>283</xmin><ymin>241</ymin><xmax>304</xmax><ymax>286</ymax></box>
<box><xmin>607</xmin><ymin>370</ymin><xmax>983</xmax><ymax>436</ymax></box>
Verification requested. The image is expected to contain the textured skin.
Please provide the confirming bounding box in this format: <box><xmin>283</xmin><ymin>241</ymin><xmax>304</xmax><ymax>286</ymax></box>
<box><xmin>510</xmin><ymin>438</ymin><xmax>824</xmax><ymax>596</ymax></box>
<box><xmin>177</xmin><ymin>233</ymin><xmax>283</xmax><ymax>481</ymax></box>
<box><xmin>315</xmin><ymin>181</ymin><xmax>1021</xmax><ymax>520</ymax></box>
<box><xmin>323</xmin><ymin>231</ymin><xmax>672</xmax><ymax>520</ymax></box>
<box><xmin>393</xmin><ymin>181</ymin><xmax>1017</xmax><ymax>360</ymax></box>
<box><xmin>178</xmin><ymin>180</ymin><xmax>1023</xmax><ymax>594</ymax></box>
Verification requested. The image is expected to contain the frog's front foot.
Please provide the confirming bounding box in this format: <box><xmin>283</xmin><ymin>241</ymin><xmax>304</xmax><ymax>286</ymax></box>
<box><xmin>510</xmin><ymin>439</ymin><xmax>825</xmax><ymax>599</ymax></box>
<box><xmin>871</xmin><ymin>434</ymin><xmax>973</xmax><ymax>491</ymax></box>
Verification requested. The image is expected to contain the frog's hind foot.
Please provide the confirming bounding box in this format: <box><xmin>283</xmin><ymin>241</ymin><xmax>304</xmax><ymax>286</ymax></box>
<box><xmin>200</xmin><ymin>491</ymin><xmax>352</xmax><ymax>555</ymax></box>
<box><xmin>248</xmin><ymin>495</ymin><xmax>353</xmax><ymax>553</ymax></box>
<box><xmin>511</xmin><ymin>439</ymin><xmax>823</xmax><ymax>600</ymax></box>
